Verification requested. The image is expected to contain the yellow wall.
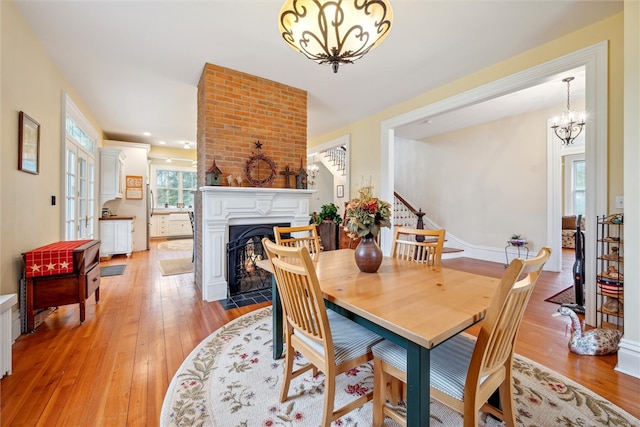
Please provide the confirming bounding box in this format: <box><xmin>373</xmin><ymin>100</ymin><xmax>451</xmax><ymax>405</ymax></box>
<box><xmin>0</xmin><ymin>0</ymin><xmax>102</xmax><ymax>295</ymax></box>
<box><xmin>309</xmin><ymin>13</ymin><xmax>624</xmax><ymax>212</ymax></box>
<box><xmin>149</xmin><ymin>146</ymin><xmax>197</xmax><ymax>163</ymax></box>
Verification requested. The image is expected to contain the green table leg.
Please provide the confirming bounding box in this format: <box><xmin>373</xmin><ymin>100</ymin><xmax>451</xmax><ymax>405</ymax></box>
<box><xmin>406</xmin><ymin>341</ymin><xmax>430</xmax><ymax>427</ymax></box>
<box><xmin>272</xmin><ymin>276</ymin><xmax>283</xmax><ymax>359</ymax></box>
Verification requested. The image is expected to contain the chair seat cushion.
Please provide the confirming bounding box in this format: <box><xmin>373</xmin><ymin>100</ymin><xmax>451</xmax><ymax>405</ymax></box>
<box><xmin>372</xmin><ymin>334</ymin><xmax>478</xmax><ymax>401</ymax></box>
<box><xmin>294</xmin><ymin>310</ymin><xmax>382</xmax><ymax>365</ymax></box>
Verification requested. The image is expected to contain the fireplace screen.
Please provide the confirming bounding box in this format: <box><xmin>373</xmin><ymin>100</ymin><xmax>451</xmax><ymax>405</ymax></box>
<box><xmin>226</xmin><ymin>223</ymin><xmax>289</xmax><ymax>296</ymax></box>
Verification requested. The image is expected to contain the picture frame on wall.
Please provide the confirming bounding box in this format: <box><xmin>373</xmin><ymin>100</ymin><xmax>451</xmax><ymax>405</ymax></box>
<box><xmin>125</xmin><ymin>175</ymin><xmax>143</xmax><ymax>199</ymax></box>
<box><xmin>18</xmin><ymin>111</ymin><xmax>40</xmax><ymax>175</ymax></box>
<box><xmin>337</xmin><ymin>184</ymin><xmax>344</xmax><ymax>198</ymax></box>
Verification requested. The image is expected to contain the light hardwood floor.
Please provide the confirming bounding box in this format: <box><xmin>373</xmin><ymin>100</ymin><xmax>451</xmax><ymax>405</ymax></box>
<box><xmin>1</xmin><ymin>243</ymin><xmax>638</xmax><ymax>425</ymax></box>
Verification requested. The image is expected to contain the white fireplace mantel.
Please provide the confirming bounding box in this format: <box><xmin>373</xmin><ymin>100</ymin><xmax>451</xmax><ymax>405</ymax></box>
<box><xmin>199</xmin><ymin>186</ymin><xmax>314</xmax><ymax>301</ymax></box>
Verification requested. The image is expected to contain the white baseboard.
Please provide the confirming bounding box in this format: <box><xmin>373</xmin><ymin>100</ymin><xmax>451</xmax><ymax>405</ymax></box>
<box><xmin>616</xmin><ymin>338</ymin><xmax>640</xmax><ymax>379</ymax></box>
<box><xmin>419</xmin><ymin>218</ymin><xmax>540</xmax><ymax>268</ymax></box>
<box><xmin>12</xmin><ymin>311</ymin><xmax>21</xmax><ymax>342</ymax></box>
<box><xmin>441</xmin><ymin>251</ymin><xmax>464</xmax><ymax>259</ymax></box>
<box><xmin>419</xmin><ymin>217</ymin><xmax>551</xmax><ymax>270</ymax></box>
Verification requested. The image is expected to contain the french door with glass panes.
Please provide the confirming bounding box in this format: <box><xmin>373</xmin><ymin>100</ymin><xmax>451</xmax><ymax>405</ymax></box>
<box><xmin>65</xmin><ymin>141</ymin><xmax>95</xmax><ymax>240</ymax></box>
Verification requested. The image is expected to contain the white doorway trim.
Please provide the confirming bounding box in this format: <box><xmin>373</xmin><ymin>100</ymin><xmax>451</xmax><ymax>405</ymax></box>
<box><xmin>381</xmin><ymin>42</ymin><xmax>608</xmax><ymax>326</ymax></box>
<box><xmin>308</xmin><ymin>134</ymin><xmax>351</xmax><ymax>202</ymax></box>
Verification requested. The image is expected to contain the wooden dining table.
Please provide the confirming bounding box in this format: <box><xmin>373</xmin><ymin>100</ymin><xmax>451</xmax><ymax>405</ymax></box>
<box><xmin>257</xmin><ymin>248</ymin><xmax>500</xmax><ymax>427</ymax></box>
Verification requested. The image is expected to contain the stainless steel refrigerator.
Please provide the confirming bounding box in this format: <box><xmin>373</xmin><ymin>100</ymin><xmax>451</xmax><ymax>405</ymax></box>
<box><xmin>146</xmin><ymin>184</ymin><xmax>154</xmax><ymax>250</ymax></box>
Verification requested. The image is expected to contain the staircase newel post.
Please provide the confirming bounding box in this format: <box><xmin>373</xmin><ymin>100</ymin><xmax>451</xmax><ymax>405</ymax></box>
<box><xmin>415</xmin><ymin>209</ymin><xmax>426</xmax><ymax>242</ymax></box>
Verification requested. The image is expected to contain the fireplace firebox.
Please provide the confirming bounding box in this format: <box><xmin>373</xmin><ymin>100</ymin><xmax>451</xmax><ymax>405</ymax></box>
<box><xmin>226</xmin><ymin>223</ymin><xmax>289</xmax><ymax>296</ymax></box>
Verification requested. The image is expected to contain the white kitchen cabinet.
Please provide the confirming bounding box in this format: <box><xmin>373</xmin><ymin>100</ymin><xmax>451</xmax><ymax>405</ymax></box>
<box><xmin>99</xmin><ymin>148</ymin><xmax>126</xmax><ymax>205</ymax></box>
<box><xmin>100</xmin><ymin>218</ymin><xmax>133</xmax><ymax>257</ymax></box>
<box><xmin>150</xmin><ymin>214</ymin><xmax>168</xmax><ymax>237</ymax></box>
<box><xmin>168</xmin><ymin>213</ymin><xmax>192</xmax><ymax>237</ymax></box>
<box><xmin>149</xmin><ymin>216</ymin><xmax>157</xmax><ymax>237</ymax></box>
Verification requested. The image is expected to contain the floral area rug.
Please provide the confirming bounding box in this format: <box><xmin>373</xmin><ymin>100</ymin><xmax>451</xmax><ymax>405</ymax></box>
<box><xmin>161</xmin><ymin>307</ymin><xmax>638</xmax><ymax>427</ymax></box>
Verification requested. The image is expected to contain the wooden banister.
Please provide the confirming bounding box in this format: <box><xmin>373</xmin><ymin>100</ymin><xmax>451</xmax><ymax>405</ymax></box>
<box><xmin>393</xmin><ymin>192</ymin><xmax>426</xmax><ymax>231</ymax></box>
<box><xmin>393</xmin><ymin>192</ymin><xmax>419</xmax><ymax>215</ymax></box>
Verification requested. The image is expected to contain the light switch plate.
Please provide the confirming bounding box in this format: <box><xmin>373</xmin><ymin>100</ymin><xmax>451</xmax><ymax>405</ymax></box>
<box><xmin>615</xmin><ymin>196</ymin><xmax>624</xmax><ymax>209</ymax></box>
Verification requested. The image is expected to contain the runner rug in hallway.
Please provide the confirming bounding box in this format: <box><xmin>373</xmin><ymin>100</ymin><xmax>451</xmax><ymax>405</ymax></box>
<box><xmin>158</xmin><ymin>258</ymin><xmax>193</xmax><ymax>276</ymax></box>
<box><xmin>157</xmin><ymin>239</ymin><xmax>193</xmax><ymax>252</ymax></box>
<box><xmin>100</xmin><ymin>264</ymin><xmax>126</xmax><ymax>277</ymax></box>
<box><xmin>545</xmin><ymin>286</ymin><xmax>576</xmax><ymax>305</ymax></box>
<box><xmin>161</xmin><ymin>307</ymin><xmax>638</xmax><ymax>427</ymax></box>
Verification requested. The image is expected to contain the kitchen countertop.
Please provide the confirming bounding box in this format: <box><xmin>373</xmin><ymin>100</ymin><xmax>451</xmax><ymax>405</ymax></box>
<box><xmin>99</xmin><ymin>215</ymin><xmax>135</xmax><ymax>221</ymax></box>
<box><xmin>152</xmin><ymin>210</ymin><xmax>193</xmax><ymax>215</ymax></box>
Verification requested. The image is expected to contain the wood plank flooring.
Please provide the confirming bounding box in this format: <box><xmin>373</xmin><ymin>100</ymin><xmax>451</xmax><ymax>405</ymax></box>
<box><xmin>1</xmin><ymin>243</ymin><xmax>638</xmax><ymax>425</ymax></box>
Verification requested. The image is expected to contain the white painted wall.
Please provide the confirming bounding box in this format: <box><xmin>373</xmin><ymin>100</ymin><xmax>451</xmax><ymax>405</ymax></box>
<box><xmin>395</xmin><ymin>104</ymin><xmax>570</xmax><ymax>252</ymax></box>
<box><xmin>308</xmin><ymin>161</ymin><xmax>333</xmax><ymax>217</ymax></box>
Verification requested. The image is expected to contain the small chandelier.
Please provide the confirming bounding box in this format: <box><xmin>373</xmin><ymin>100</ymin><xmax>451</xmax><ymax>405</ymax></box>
<box><xmin>551</xmin><ymin>77</ymin><xmax>585</xmax><ymax>145</ymax></box>
<box><xmin>278</xmin><ymin>0</ymin><xmax>393</xmax><ymax>73</ymax></box>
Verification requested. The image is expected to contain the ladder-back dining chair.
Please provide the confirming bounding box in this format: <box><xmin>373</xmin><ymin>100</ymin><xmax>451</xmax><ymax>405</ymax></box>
<box><xmin>273</xmin><ymin>224</ymin><xmax>322</xmax><ymax>260</ymax></box>
<box><xmin>371</xmin><ymin>246</ymin><xmax>551</xmax><ymax>427</ymax></box>
<box><xmin>262</xmin><ymin>238</ymin><xmax>383</xmax><ymax>427</ymax></box>
<box><xmin>391</xmin><ymin>227</ymin><xmax>446</xmax><ymax>266</ymax></box>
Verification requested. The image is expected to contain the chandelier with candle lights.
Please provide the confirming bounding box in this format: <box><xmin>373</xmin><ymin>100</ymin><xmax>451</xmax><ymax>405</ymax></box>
<box><xmin>551</xmin><ymin>77</ymin><xmax>586</xmax><ymax>145</ymax></box>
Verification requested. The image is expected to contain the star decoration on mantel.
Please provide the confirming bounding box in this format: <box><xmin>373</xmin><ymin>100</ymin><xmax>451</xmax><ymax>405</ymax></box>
<box><xmin>46</xmin><ymin>262</ymin><xmax>56</xmax><ymax>271</ymax></box>
<box><xmin>245</xmin><ymin>140</ymin><xmax>277</xmax><ymax>187</ymax></box>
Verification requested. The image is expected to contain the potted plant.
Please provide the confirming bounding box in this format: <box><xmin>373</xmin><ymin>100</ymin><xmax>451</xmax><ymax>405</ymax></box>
<box><xmin>509</xmin><ymin>234</ymin><xmax>526</xmax><ymax>246</ymax></box>
<box><xmin>316</xmin><ymin>203</ymin><xmax>342</xmax><ymax>225</ymax></box>
<box><xmin>314</xmin><ymin>203</ymin><xmax>342</xmax><ymax>251</ymax></box>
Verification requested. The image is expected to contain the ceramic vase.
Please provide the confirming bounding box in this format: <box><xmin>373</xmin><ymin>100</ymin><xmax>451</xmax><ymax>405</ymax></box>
<box><xmin>354</xmin><ymin>233</ymin><xmax>383</xmax><ymax>273</ymax></box>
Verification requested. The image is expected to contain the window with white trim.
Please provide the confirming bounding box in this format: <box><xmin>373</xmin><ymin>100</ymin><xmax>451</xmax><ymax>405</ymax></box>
<box><xmin>150</xmin><ymin>164</ymin><xmax>197</xmax><ymax>208</ymax></box>
<box><xmin>564</xmin><ymin>153</ymin><xmax>585</xmax><ymax>216</ymax></box>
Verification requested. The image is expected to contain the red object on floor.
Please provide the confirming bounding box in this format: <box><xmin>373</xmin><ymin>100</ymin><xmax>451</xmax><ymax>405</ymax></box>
<box><xmin>23</xmin><ymin>240</ymin><xmax>92</xmax><ymax>278</ymax></box>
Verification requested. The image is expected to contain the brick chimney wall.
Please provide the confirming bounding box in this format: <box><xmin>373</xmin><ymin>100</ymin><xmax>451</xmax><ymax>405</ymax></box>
<box><xmin>197</xmin><ymin>63</ymin><xmax>308</xmax><ymax>188</ymax></box>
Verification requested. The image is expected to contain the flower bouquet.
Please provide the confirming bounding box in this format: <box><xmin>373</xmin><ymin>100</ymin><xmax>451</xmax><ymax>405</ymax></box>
<box><xmin>344</xmin><ymin>186</ymin><xmax>392</xmax><ymax>238</ymax></box>
<box><xmin>344</xmin><ymin>186</ymin><xmax>392</xmax><ymax>273</ymax></box>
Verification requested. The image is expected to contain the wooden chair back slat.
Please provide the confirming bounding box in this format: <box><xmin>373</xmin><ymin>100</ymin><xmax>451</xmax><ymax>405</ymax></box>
<box><xmin>391</xmin><ymin>227</ymin><xmax>446</xmax><ymax>266</ymax></box>
<box><xmin>475</xmin><ymin>250</ymin><xmax>548</xmax><ymax>376</ymax></box>
<box><xmin>266</xmin><ymin>241</ymin><xmax>331</xmax><ymax>349</ymax></box>
<box><xmin>274</xmin><ymin>225</ymin><xmax>322</xmax><ymax>260</ymax></box>
<box><xmin>264</xmin><ymin>238</ymin><xmax>381</xmax><ymax>426</ymax></box>
<box><xmin>372</xmin><ymin>246</ymin><xmax>551</xmax><ymax>427</ymax></box>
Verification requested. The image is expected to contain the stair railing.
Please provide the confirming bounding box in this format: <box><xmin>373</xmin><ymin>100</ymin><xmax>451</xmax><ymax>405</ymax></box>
<box><xmin>393</xmin><ymin>192</ymin><xmax>426</xmax><ymax>240</ymax></box>
<box><xmin>323</xmin><ymin>146</ymin><xmax>347</xmax><ymax>175</ymax></box>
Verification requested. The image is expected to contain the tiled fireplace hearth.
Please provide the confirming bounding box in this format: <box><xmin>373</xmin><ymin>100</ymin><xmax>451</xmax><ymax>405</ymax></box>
<box><xmin>199</xmin><ymin>187</ymin><xmax>314</xmax><ymax>301</ymax></box>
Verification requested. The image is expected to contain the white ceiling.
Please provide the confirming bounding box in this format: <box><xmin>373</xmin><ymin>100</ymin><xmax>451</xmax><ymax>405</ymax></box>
<box><xmin>397</xmin><ymin>67</ymin><xmax>586</xmax><ymax>140</ymax></box>
<box><xmin>14</xmin><ymin>1</ymin><xmax>621</xmax><ymax>150</ymax></box>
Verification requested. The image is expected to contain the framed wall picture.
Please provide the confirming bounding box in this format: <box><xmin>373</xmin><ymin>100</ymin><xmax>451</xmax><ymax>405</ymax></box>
<box><xmin>18</xmin><ymin>111</ymin><xmax>40</xmax><ymax>175</ymax></box>
<box><xmin>125</xmin><ymin>175</ymin><xmax>143</xmax><ymax>199</ymax></box>
<box><xmin>337</xmin><ymin>184</ymin><xmax>344</xmax><ymax>198</ymax></box>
